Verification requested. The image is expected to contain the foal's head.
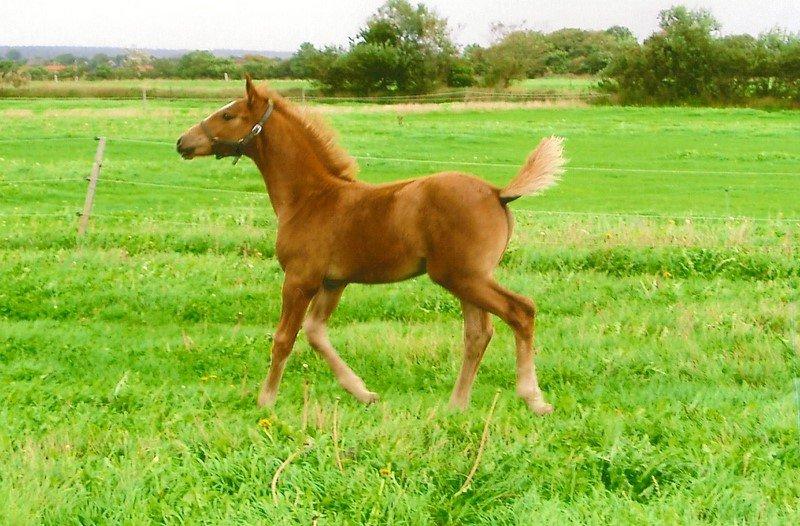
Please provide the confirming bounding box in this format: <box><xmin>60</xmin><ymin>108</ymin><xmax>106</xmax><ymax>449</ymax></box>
<box><xmin>176</xmin><ymin>75</ymin><xmax>271</xmax><ymax>161</ymax></box>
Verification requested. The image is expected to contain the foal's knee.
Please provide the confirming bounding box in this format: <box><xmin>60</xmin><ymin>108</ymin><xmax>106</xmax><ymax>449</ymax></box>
<box><xmin>271</xmin><ymin>331</ymin><xmax>297</xmax><ymax>359</ymax></box>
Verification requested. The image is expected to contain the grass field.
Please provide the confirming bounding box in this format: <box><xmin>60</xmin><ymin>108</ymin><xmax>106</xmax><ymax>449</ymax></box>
<box><xmin>1</xmin><ymin>97</ymin><xmax>799</xmax><ymax>524</ymax></box>
<box><xmin>0</xmin><ymin>78</ymin><xmax>315</xmax><ymax>100</ymax></box>
<box><xmin>0</xmin><ymin>76</ymin><xmax>595</xmax><ymax>101</ymax></box>
<box><xmin>511</xmin><ymin>76</ymin><xmax>598</xmax><ymax>93</ymax></box>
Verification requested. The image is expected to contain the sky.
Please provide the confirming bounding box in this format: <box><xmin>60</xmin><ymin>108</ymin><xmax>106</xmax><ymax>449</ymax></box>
<box><xmin>2</xmin><ymin>0</ymin><xmax>799</xmax><ymax>52</ymax></box>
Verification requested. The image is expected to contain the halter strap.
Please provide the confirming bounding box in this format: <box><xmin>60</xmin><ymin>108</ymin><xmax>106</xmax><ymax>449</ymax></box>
<box><xmin>201</xmin><ymin>99</ymin><xmax>274</xmax><ymax>165</ymax></box>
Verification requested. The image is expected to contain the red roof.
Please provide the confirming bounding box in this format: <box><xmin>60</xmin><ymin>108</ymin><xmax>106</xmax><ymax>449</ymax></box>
<box><xmin>44</xmin><ymin>63</ymin><xmax>67</xmax><ymax>73</ymax></box>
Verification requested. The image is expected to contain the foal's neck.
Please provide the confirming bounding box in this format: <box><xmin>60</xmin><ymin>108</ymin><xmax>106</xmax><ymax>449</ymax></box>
<box><xmin>251</xmin><ymin>112</ymin><xmax>347</xmax><ymax>223</ymax></box>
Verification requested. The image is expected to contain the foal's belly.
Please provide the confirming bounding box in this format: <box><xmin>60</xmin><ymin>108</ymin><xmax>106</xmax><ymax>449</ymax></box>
<box><xmin>327</xmin><ymin>246</ymin><xmax>426</xmax><ymax>284</ymax></box>
<box><xmin>325</xmin><ymin>185</ymin><xmax>429</xmax><ymax>284</ymax></box>
<box><xmin>347</xmin><ymin>258</ymin><xmax>427</xmax><ymax>284</ymax></box>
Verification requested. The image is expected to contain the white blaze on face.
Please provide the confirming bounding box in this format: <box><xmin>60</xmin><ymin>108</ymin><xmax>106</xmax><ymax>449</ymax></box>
<box><xmin>205</xmin><ymin>100</ymin><xmax>237</xmax><ymax>120</ymax></box>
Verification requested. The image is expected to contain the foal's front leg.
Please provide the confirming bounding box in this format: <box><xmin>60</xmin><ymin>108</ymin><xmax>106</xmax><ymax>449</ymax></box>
<box><xmin>257</xmin><ymin>277</ymin><xmax>317</xmax><ymax>407</ymax></box>
<box><xmin>304</xmin><ymin>286</ymin><xmax>378</xmax><ymax>404</ymax></box>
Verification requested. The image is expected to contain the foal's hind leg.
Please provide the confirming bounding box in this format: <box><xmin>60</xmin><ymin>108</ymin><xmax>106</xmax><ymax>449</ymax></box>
<box><xmin>450</xmin><ymin>301</ymin><xmax>493</xmax><ymax>410</ymax></box>
<box><xmin>304</xmin><ymin>286</ymin><xmax>378</xmax><ymax>404</ymax></box>
<box><xmin>445</xmin><ymin>276</ymin><xmax>553</xmax><ymax>415</ymax></box>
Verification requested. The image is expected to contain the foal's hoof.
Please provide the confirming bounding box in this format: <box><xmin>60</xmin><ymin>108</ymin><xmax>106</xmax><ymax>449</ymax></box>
<box><xmin>529</xmin><ymin>400</ymin><xmax>554</xmax><ymax>416</ymax></box>
<box><xmin>355</xmin><ymin>390</ymin><xmax>379</xmax><ymax>404</ymax></box>
<box><xmin>257</xmin><ymin>390</ymin><xmax>276</xmax><ymax>408</ymax></box>
<box><xmin>448</xmin><ymin>400</ymin><xmax>469</xmax><ymax>412</ymax></box>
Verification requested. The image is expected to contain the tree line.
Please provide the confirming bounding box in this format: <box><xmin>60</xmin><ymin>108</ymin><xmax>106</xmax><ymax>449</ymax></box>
<box><xmin>3</xmin><ymin>2</ymin><xmax>799</xmax><ymax>106</ymax></box>
<box><xmin>603</xmin><ymin>6</ymin><xmax>800</xmax><ymax>105</ymax></box>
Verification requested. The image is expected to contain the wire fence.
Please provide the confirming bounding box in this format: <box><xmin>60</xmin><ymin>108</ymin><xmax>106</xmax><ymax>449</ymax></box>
<box><xmin>0</xmin><ymin>88</ymin><xmax>596</xmax><ymax>104</ymax></box>
<box><xmin>293</xmin><ymin>90</ymin><xmax>597</xmax><ymax>104</ymax></box>
<box><xmin>4</xmin><ymin>134</ymin><xmax>798</xmax><ymax>178</ymax></box>
<box><xmin>2</xmin><ymin>135</ymin><xmax>800</xmax><ymax>247</ymax></box>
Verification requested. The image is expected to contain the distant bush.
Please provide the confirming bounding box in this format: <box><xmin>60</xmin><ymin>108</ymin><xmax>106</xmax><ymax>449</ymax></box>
<box><xmin>293</xmin><ymin>0</ymin><xmax>460</xmax><ymax>95</ymax></box>
<box><xmin>467</xmin><ymin>25</ymin><xmax>635</xmax><ymax>88</ymax></box>
<box><xmin>602</xmin><ymin>6</ymin><xmax>800</xmax><ymax>106</ymax></box>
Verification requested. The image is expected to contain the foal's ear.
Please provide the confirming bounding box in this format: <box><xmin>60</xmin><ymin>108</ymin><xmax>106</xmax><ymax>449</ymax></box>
<box><xmin>245</xmin><ymin>73</ymin><xmax>256</xmax><ymax>106</ymax></box>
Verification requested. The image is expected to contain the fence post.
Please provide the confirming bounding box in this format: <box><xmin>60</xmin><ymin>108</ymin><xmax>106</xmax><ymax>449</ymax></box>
<box><xmin>77</xmin><ymin>137</ymin><xmax>107</xmax><ymax>237</ymax></box>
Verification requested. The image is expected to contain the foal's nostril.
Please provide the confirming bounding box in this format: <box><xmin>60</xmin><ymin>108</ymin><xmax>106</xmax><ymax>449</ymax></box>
<box><xmin>176</xmin><ymin>138</ymin><xmax>195</xmax><ymax>156</ymax></box>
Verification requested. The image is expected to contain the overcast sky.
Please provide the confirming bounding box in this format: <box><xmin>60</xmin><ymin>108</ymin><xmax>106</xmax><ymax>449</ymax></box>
<box><xmin>2</xmin><ymin>1</ymin><xmax>798</xmax><ymax>51</ymax></box>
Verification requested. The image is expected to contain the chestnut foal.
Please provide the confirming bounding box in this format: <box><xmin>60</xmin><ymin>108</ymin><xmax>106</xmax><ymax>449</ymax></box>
<box><xmin>177</xmin><ymin>78</ymin><xmax>565</xmax><ymax>415</ymax></box>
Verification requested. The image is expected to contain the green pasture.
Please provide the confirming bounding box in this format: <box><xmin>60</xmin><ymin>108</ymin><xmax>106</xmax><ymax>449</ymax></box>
<box><xmin>0</xmin><ymin>76</ymin><xmax>596</xmax><ymax>101</ymax></box>
<box><xmin>511</xmin><ymin>76</ymin><xmax>598</xmax><ymax>92</ymax></box>
<box><xmin>0</xmin><ymin>98</ymin><xmax>798</xmax><ymax>524</ymax></box>
<box><xmin>0</xmin><ymin>78</ymin><xmax>314</xmax><ymax>100</ymax></box>
<box><xmin>24</xmin><ymin>78</ymin><xmax>313</xmax><ymax>92</ymax></box>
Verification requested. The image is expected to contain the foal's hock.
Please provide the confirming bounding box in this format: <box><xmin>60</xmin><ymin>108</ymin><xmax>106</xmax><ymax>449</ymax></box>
<box><xmin>177</xmin><ymin>77</ymin><xmax>565</xmax><ymax>415</ymax></box>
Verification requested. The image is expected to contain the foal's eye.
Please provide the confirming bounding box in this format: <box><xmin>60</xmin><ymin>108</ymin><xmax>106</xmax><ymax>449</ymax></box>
<box><xmin>222</xmin><ymin>112</ymin><xmax>235</xmax><ymax>121</ymax></box>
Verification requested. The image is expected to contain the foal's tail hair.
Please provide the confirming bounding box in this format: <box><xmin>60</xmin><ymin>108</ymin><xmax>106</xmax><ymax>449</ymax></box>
<box><xmin>499</xmin><ymin>136</ymin><xmax>565</xmax><ymax>204</ymax></box>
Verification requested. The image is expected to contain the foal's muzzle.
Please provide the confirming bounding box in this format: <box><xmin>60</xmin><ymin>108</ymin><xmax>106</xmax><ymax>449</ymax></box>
<box><xmin>176</xmin><ymin>138</ymin><xmax>192</xmax><ymax>157</ymax></box>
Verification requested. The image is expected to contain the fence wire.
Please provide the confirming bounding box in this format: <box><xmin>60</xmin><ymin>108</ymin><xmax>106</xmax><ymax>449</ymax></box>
<box><xmin>0</xmin><ymin>89</ymin><xmax>594</xmax><ymax>104</ymax></box>
<box><xmin>6</xmin><ymin>134</ymin><xmax>792</xmax><ymax>178</ymax></box>
<box><xmin>2</xmin><ymin>135</ymin><xmax>800</xmax><ymax>233</ymax></box>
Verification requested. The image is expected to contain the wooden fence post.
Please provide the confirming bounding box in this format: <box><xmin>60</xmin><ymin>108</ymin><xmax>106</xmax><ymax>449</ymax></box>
<box><xmin>77</xmin><ymin>136</ymin><xmax>106</xmax><ymax>237</ymax></box>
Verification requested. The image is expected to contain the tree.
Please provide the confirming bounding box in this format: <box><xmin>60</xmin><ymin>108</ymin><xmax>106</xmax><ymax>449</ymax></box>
<box><xmin>602</xmin><ymin>6</ymin><xmax>800</xmax><ymax>105</ymax></box>
<box><xmin>480</xmin><ymin>27</ymin><xmax>552</xmax><ymax>87</ymax></box>
<box><xmin>305</xmin><ymin>0</ymin><xmax>460</xmax><ymax>94</ymax></box>
<box><xmin>288</xmin><ymin>42</ymin><xmax>329</xmax><ymax>79</ymax></box>
<box><xmin>150</xmin><ymin>58</ymin><xmax>179</xmax><ymax>78</ymax></box>
<box><xmin>446</xmin><ymin>57</ymin><xmax>475</xmax><ymax>87</ymax></box>
<box><xmin>0</xmin><ymin>60</ymin><xmax>15</xmax><ymax>76</ymax></box>
<box><xmin>337</xmin><ymin>43</ymin><xmax>403</xmax><ymax>94</ymax></box>
<box><xmin>26</xmin><ymin>65</ymin><xmax>48</xmax><ymax>81</ymax></box>
<box><xmin>714</xmin><ymin>34</ymin><xmax>758</xmax><ymax>99</ymax></box>
<box><xmin>54</xmin><ymin>53</ymin><xmax>78</xmax><ymax>66</ymax></box>
<box><xmin>288</xmin><ymin>43</ymin><xmax>342</xmax><ymax>85</ymax></box>
<box><xmin>240</xmin><ymin>55</ymin><xmax>281</xmax><ymax>79</ymax></box>
<box><xmin>91</xmin><ymin>63</ymin><xmax>115</xmax><ymax>79</ymax></box>
<box><xmin>603</xmin><ymin>6</ymin><xmax>721</xmax><ymax>103</ymax></box>
<box><xmin>605</xmin><ymin>26</ymin><xmax>636</xmax><ymax>44</ymax></box>
<box><xmin>176</xmin><ymin>51</ymin><xmax>235</xmax><ymax>79</ymax></box>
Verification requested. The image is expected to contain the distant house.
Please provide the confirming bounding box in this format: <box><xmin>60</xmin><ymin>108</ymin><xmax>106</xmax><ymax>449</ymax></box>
<box><xmin>44</xmin><ymin>63</ymin><xmax>67</xmax><ymax>74</ymax></box>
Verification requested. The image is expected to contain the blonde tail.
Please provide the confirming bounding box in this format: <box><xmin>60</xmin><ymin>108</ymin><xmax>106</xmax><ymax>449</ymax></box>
<box><xmin>499</xmin><ymin>136</ymin><xmax>565</xmax><ymax>203</ymax></box>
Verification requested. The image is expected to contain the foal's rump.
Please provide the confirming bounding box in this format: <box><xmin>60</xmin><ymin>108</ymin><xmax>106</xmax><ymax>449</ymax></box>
<box><xmin>412</xmin><ymin>172</ymin><xmax>513</xmax><ymax>279</ymax></box>
<box><xmin>411</xmin><ymin>135</ymin><xmax>565</xmax><ymax>279</ymax></box>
